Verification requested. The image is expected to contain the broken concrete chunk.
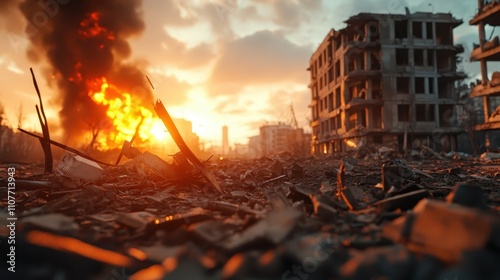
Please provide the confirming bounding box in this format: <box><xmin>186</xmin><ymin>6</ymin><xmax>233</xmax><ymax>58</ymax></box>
<box><xmin>121</xmin><ymin>140</ymin><xmax>142</xmax><ymax>159</ymax></box>
<box><xmin>378</xmin><ymin>146</ymin><xmax>395</xmax><ymax>154</ymax></box>
<box><xmin>381</xmin><ymin>163</ymin><xmax>402</xmax><ymax>192</ymax></box>
<box><xmin>446</xmin><ymin>184</ymin><xmax>488</xmax><ymax>209</ymax></box>
<box><xmin>56</xmin><ymin>152</ymin><xmax>103</xmax><ymax>183</ymax></box>
<box><xmin>22</xmin><ymin>213</ymin><xmax>80</xmax><ymax>233</ymax></box>
<box><xmin>241</xmin><ymin>170</ymin><xmax>258</xmax><ymax>187</ymax></box>
<box><xmin>173</xmin><ymin>152</ymin><xmax>193</xmax><ymax>173</ymax></box>
<box><xmin>265</xmin><ymin>189</ymin><xmax>292</xmax><ymax>210</ymax></box>
<box><xmin>134</xmin><ymin>151</ymin><xmax>178</xmax><ymax>179</ymax></box>
<box><xmin>381</xmin><ymin>159</ymin><xmax>415</xmax><ymax>192</ymax></box>
<box><xmin>85</xmin><ymin>184</ymin><xmax>115</xmax><ymax>200</ymax></box>
<box><xmin>480</xmin><ymin>152</ymin><xmax>500</xmax><ymax>162</ymax></box>
<box><xmin>88</xmin><ymin>213</ymin><xmax>117</xmax><ymax>223</ymax></box>
<box><xmin>223</xmin><ymin>208</ymin><xmax>302</xmax><ymax>252</ymax></box>
<box><xmin>288</xmin><ymin>186</ymin><xmax>315</xmax><ymax>213</ymax></box>
<box><xmin>384</xmin><ymin>199</ymin><xmax>500</xmax><ymax>263</ymax></box>
<box><xmin>340</xmin><ymin>245</ymin><xmax>416</xmax><ymax>279</ymax></box>
<box><xmin>272</xmin><ymin>160</ymin><xmax>284</xmax><ymax>177</ymax></box>
<box><xmin>320</xmin><ymin>181</ymin><xmax>334</xmax><ymax>194</ymax></box>
<box><xmin>287</xmin><ymin>163</ymin><xmax>304</xmax><ymax>179</ymax></box>
<box><xmin>188</xmin><ymin>220</ymin><xmax>236</xmax><ymax>246</ymax></box>
<box><xmin>230</xmin><ymin>190</ymin><xmax>248</xmax><ymax>200</ymax></box>
<box><xmin>309</xmin><ymin>194</ymin><xmax>338</xmax><ymax>222</ymax></box>
<box><xmin>341</xmin><ymin>156</ymin><xmax>358</xmax><ymax>172</ymax></box>
<box><xmin>116</xmin><ymin>211</ymin><xmax>156</xmax><ymax>230</ymax></box>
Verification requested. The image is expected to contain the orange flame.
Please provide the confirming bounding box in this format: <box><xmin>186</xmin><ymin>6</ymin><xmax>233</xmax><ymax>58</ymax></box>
<box><xmin>88</xmin><ymin>77</ymin><xmax>167</xmax><ymax>150</ymax></box>
<box><xmin>79</xmin><ymin>12</ymin><xmax>115</xmax><ymax>40</ymax></box>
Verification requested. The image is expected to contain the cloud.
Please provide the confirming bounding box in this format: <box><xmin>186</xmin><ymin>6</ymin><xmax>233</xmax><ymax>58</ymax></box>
<box><xmin>7</xmin><ymin>61</ymin><xmax>24</xmax><ymax>74</ymax></box>
<box><xmin>0</xmin><ymin>56</ymin><xmax>25</xmax><ymax>75</ymax></box>
<box><xmin>145</xmin><ymin>0</ymin><xmax>197</xmax><ymax>27</ymax></box>
<box><xmin>207</xmin><ymin>30</ymin><xmax>311</xmax><ymax>96</ymax></box>
<box><xmin>146</xmin><ymin>72</ymin><xmax>192</xmax><ymax>106</ymax></box>
<box><xmin>194</xmin><ymin>2</ymin><xmax>236</xmax><ymax>40</ymax></box>
<box><xmin>0</xmin><ymin>0</ymin><xmax>24</xmax><ymax>32</ymax></box>
<box><xmin>272</xmin><ymin>1</ymin><xmax>302</xmax><ymax>28</ymax></box>
<box><xmin>262</xmin><ymin>89</ymin><xmax>311</xmax><ymax>126</ymax></box>
<box><xmin>250</xmin><ymin>0</ymin><xmax>323</xmax><ymax>28</ymax></box>
<box><xmin>160</xmin><ymin>32</ymin><xmax>215</xmax><ymax>69</ymax></box>
<box><xmin>238</xmin><ymin>6</ymin><xmax>263</xmax><ymax>21</ymax></box>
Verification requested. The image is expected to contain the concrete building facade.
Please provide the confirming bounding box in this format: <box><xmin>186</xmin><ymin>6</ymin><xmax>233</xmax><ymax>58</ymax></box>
<box><xmin>253</xmin><ymin>123</ymin><xmax>310</xmax><ymax>158</ymax></box>
<box><xmin>309</xmin><ymin>11</ymin><xmax>465</xmax><ymax>155</ymax></box>
<box><xmin>470</xmin><ymin>0</ymin><xmax>500</xmax><ymax>150</ymax></box>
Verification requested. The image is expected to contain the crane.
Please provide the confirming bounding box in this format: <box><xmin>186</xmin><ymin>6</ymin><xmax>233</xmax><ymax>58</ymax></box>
<box><xmin>290</xmin><ymin>103</ymin><xmax>299</xmax><ymax>129</ymax></box>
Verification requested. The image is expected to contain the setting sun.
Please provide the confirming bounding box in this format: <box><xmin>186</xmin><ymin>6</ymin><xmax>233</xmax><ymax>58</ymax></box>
<box><xmin>150</xmin><ymin>119</ymin><xmax>168</xmax><ymax>141</ymax></box>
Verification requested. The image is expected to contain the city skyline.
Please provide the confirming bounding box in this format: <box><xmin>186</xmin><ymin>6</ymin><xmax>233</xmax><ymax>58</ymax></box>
<box><xmin>0</xmin><ymin>0</ymin><xmax>497</xmax><ymax>147</ymax></box>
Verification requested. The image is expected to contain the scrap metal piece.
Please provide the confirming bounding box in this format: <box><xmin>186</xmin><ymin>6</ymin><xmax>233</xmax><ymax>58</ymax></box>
<box><xmin>371</xmin><ymin>189</ymin><xmax>429</xmax><ymax>212</ymax></box>
<box><xmin>337</xmin><ymin>163</ymin><xmax>362</xmax><ymax>210</ymax></box>
<box><xmin>154</xmin><ymin>100</ymin><xmax>223</xmax><ymax>194</ymax></box>
<box><xmin>18</xmin><ymin>128</ymin><xmax>113</xmax><ymax>166</ymax></box>
<box><xmin>116</xmin><ymin>117</ymin><xmax>143</xmax><ymax>165</ymax></box>
<box><xmin>261</xmin><ymin>175</ymin><xmax>286</xmax><ymax>186</ymax></box>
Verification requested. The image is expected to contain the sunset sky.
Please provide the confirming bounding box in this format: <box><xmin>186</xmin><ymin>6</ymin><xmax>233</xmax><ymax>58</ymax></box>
<box><xmin>0</xmin><ymin>0</ymin><xmax>497</xmax><ymax>147</ymax></box>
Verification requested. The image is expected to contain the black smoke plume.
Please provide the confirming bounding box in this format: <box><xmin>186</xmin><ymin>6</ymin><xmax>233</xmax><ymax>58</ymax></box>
<box><xmin>20</xmin><ymin>0</ymin><xmax>153</xmax><ymax>143</ymax></box>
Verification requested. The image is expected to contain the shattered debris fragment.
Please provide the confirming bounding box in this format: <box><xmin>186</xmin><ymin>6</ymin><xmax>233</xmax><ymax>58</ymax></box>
<box><xmin>56</xmin><ymin>152</ymin><xmax>103</xmax><ymax>184</ymax></box>
<box><xmin>2</xmin><ymin>154</ymin><xmax>500</xmax><ymax>279</ymax></box>
<box><xmin>337</xmin><ymin>163</ymin><xmax>362</xmax><ymax>210</ymax></box>
<box><xmin>154</xmin><ymin>100</ymin><xmax>224</xmax><ymax>194</ymax></box>
<box><xmin>133</xmin><ymin>151</ymin><xmax>178</xmax><ymax>179</ymax></box>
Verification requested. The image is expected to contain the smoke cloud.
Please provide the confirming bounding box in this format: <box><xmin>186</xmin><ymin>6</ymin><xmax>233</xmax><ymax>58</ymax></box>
<box><xmin>19</xmin><ymin>0</ymin><xmax>153</xmax><ymax>143</ymax></box>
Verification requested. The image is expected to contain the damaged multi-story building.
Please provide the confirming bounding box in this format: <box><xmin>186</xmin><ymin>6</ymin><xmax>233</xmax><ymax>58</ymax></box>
<box><xmin>247</xmin><ymin>123</ymin><xmax>310</xmax><ymax>158</ymax></box>
<box><xmin>309</xmin><ymin>11</ymin><xmax>465</xmax><ymax>155</ymax></box>
<box><xmin>470</xmin><ymin>0</ymin><xmax>500</xmax><ymax>150</ymax></box>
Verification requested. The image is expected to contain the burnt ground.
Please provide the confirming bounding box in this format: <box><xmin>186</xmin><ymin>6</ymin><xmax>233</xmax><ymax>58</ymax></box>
<box><xmin>0</xmin><ymin>152</ymin><xmax>500</xmax><ymax>280</ymax></box>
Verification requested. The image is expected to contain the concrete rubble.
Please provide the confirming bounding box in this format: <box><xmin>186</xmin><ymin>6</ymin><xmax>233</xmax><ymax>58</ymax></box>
<box><xmin>1</xmin><ymin>152</ymin><xmax>500</xmax><ymax>280</ymax></box>
<box><xmin>55</xmin><ymin>152</ymin><xmax>104</xmax><ymax>185</ymax></box>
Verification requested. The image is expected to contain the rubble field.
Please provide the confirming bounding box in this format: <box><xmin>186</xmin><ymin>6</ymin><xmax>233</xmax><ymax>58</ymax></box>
<box><xmin>1</xmin><ymin>152</ymin><xmax>500</xmax><ymax>280</ymax></box>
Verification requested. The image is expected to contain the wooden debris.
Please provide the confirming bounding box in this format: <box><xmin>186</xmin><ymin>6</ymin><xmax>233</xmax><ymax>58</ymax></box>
<box><xmin>154</xmin><ymin>100</ymin><xmax>224</xmax><ymax>194</ymax></box>
<box><xmin>31</xmin><ymin>68</ymin><xmax>53</xmax><ymax>173</ymax></box>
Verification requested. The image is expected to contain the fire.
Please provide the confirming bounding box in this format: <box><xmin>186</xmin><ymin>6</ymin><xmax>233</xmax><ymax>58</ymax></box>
<box><xmin>346</xmin><ymin>140</ymin><xmax>357</xmax><ymax>148</ymax></box>
<box><xmin>88</xmin><ymin>77</ymin><xmax>167</xmax><ymax>150</ymax></box>
<box><xmin>79</xmin><ymin>12</ymin><xmax>115</xmax><ymax>41</ymax></box>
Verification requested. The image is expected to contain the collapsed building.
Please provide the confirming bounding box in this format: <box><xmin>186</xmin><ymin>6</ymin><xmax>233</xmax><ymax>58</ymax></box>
<box><xmin>470</xmin><ymin>0</ymin><xmax>500</xmax><ymax>151</ymax></box>
<box><xmin>309</xmin><ymin>11</ymin><xmax>465</xmax><ymax>155</ymax></box>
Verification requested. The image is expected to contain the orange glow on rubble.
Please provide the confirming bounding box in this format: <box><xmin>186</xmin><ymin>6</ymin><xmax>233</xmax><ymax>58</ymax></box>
<box><xmin>88</xmin><ymin>77</ymin><xmax>167</xmax><ymax>150</ymax></box>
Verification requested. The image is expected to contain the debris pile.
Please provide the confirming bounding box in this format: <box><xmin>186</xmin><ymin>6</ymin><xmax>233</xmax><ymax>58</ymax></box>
<box><xmin>1</xmin><ymin>154</ymin><xmax>500</xmax><ymax>280</ymax></box>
